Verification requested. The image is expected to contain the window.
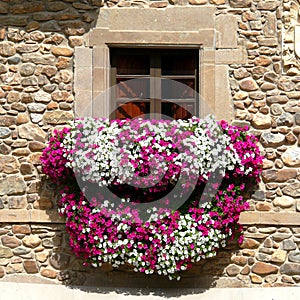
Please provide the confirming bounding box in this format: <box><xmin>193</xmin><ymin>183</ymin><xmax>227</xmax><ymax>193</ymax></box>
<box><xmin>110</xmin><ymin>49</ymin><xmax>199</xmax><ymax>120</ymax></box>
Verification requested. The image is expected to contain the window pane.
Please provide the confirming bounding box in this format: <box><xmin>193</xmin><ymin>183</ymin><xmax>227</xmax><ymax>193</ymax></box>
<box><xmin>162</xmin><ymin>79</ymin><xmax>195</xmax><ymax>99</ymax></box>
<box><xmin>116</xmin><ymin>101</ymin><xmax>150</xmax><ymax>119</ymax></box>
<box><xmin>116</xmin><ymin>78</ymin><xmax>150</xmax><ymax>99</ymax></box>
<box><xmin>161</xmin><ymin>55</ymin><xmax>196</xmax><ymax>75</ymax></box>
<box><xmin>161</xmin><ymin>102</ymin><xmax>194</xmax><ymax>120</ymax></box>
<box><xmin>116</xmin><ymin>55</ymin><xmax>150</xmax><ymax>75</ymax></box>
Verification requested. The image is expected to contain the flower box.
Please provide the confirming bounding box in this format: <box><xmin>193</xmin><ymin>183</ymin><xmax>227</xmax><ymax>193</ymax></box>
<box><xmin>41</xmin><ymin>116</ymin><xmax>263</xmax><ymax>280</ymax></box>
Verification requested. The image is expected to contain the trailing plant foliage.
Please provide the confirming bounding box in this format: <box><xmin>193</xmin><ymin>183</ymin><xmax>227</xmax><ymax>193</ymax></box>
<box><xmin>41</xmin><ymin>116</ymin><xmax>263</xmax><ymax>280</ymax></box>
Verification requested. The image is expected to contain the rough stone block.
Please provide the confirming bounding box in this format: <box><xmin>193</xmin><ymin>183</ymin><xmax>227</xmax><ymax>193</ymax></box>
<box><xmin>23</xmin><ymin>260</ymin><xmax>39</xmax><ymax>274</ymax></box>
<box><xmin>0</xmin><ymin>176</ymin><xmax>26</xmax><ymax>196</ymax></box>
<box><xmin>252</xmin><ymin>262</ymin><xmax>278</xmax><ymax>275</ymax></box>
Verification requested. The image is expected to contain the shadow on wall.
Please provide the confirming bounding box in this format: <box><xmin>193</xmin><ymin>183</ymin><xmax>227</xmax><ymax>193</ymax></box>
<box><xmin>0</xmin><ymin>0</ymin><xmax>243</xmax><ymax>295</ymax></box>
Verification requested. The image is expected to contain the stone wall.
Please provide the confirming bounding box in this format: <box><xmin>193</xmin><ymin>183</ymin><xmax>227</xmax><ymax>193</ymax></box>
<box><xmin>1</xmin><ymin>0</ymin><xmax>300</xmax><ymax>289</ymax></box>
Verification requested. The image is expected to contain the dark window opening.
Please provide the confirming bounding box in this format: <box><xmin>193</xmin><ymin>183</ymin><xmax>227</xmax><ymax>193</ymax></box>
<box><xmin>110</xmin><ymin>48</ymin><xmax>199</xmax><ymax>120</ymax></box>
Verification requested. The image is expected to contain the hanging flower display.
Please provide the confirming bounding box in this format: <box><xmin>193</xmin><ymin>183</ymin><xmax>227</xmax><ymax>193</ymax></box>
<box><xmin>41</xmin><ymin>116</ymin><xmax>263</xmax><ymax>280</ymax></box>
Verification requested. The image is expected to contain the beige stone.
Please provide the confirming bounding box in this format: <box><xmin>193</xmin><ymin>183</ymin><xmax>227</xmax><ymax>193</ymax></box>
<box><xmin>100</xmin><ymin>7</ymin><xmax>214</xmax><ymax>32</ymax></box>
<box><xmin>34</xmin><ymin>90</ymin><xmax>51</xmax><ymax>103</ymax></box>
<box><xmin>240</xmin><ymin>238</ymin><xmax>260</xmax><ymax>249</ymax></box>
<box><xmin>19</xmin><ymin>123</ymin><xmax>46</xmax><ymax>142</ymax></box>
<box><xmin>51</xmin><ymin>46</ymin><xmax>74</xmax><ymax>57</ymax></box>
<box><xmin>262</xmin><ymin>169</ymin><xmax>297</xmax><ymax>183</ymax></box>
<box><xmin>7</xmin><ymin>91</ymin><xmax>21</xmax><ymax>103</ymax></box>
<box><xmin>23</xmin><ymin>260</ymin><xmax>39</xmax><ymax>274</ymax></box>
<box><xmin>254</xmin><ymin>56</ymin><xmax>272</xmax><ymax>66</ymax></box>
<box><xmin>57</xmin><ymin>70</ymin><xmax>72</xmax><ymax>83</ymax></box>
<box><xmin>257</xmin><ymin>1</ymin><xmax>280</xmax><ymax>10</ymax></box>
<box><xmin>33</xmin><ymin>198</ymin><xmax>53</xmax><ymax>210</ymax></box>
<box><xmin>252</xmin><ymin>262</ymin><xmax>278</xmax><ymax>275</ymax></box>
<box><xmin>273</xmin><ymin>196</ymin><xmax>295</xmax><ymax>209</ymax></box>
<box><xmin>188</xmin><ymin>0</ymin><xmax>207</xmax><ymax>4</ymax></box>
<box><xmin>230</xmin><ymin>0</ymin><xmax>251</xmax><ymax>7</ymax></box>
<box><xmin>1</xmin><ymin>236</ymin><xmax>21</xmax><ymax>249</ymax></box>
<box><xmin>8</xmin><ymin>196</ymin><xmax>27</xmax><ymax>209</ymax></box>
<box><xmin>0</xmin><ymin>247</ymin><xmax>13</xmax><ymax>258</ymax></box>
<box><xmin>256</xmin><ymin>202</ymin><xmax>272</xmax><ymax>211</ymax></box>
<box><xmin>41</xmin><ymin>268</ymin><xmax>57</xmax><ymax>279</ymax></box>
<box><xmin>17</xmin><ymin>43</ymin><xmax>39</xmax><ymax>53</ymax></box>
<box><xmin>0</xmin><ymin>175</ymin><xmax>26</xmax><ymax>196</ymax></box>
<box><xmin>43</xmin><ymin>110</ymin><xmax>73</xmax><ymax>124</ymax></box>
<box><xmin>210</xmin><ymin>0</ymin><xmax>225</xmax><ymax>4</ymax></box>
<box><xmin>231</xmin><ymin>256</ymin><xmax>248</xmax><ymax>266</ymax></box>
<box><xmin>47</xmin><ymin>102</ymin><xmax>59</xmax><ymax>110</ymax></box>
<box><xmin>16</xmin><ymin>113</ymin><xmax>30</xmax><ymax>125</ymax></box>
<box><xmin>260</xmin><ymin>132</ymin><xmax>285</xmax><ymax>147</ymax></box>
<box><xmin>22</xmin><ymin>53</ymin><xmax>55</xmax><ymax>65</ymax></box>
<box><xmin>41</xmin><ymin>66</ymin><xmax>57</xmax><ymax>77</ymax></box>
<box><xmin>252</xmin><ymin>113</ymin><xmax>272</xmax><ymax>129</ymax></box>
<box><xmin>233</xmin><ymin>91</ymin><xmax>248</xmax><ymax>100</ymax></box>
<box><xmin>12</xmin><ymin>225</ymin><xmax>31</xmax><ymax>235</ymax></box>
<box><xmin>149</xmin><ymin>1</ymin><xmax>168</xmax><ymax>7</ymax></box>
<box><xmin>51</xmin><ymin>91</ymin><xmax>73</xmax><ymax>102</ymax></box>
<box><xmin>250</xmin><ymin>274</ymin><xmax>263</xmax><ymax>284</ymax></box>
<box><xmin>36</xmin><ymin>252</ymin><xmax>49</xmax><ymax>263</ymax></box>
<box><xmin>23</xmin><ymin>235</ymin><xmax>42</xmax><ymax>249</ymax></box>
<box><xmin>0</xmin><ymin>27</ymin><xmax>5</xmax><ymax>40</ymax></box>
<box><xmin>239</xmin><ymin>78</ymin><xmax>259</xmax><ymax>91</ymax></box>
<box><xmin>271</xmin><ymin>249</ymin><xmax>287</xmax><ymax>263</ymax></box>
<box><xmin>226</xmin><ymin>264</ymin><xmax>241</xmax><ymax>276</ymax></box>
<box><xmin>0</xmin><ymin>155</ymin><xmax>19</xmax><ymax>174</ymax></box>
<box><xmin>215</xmin><ymin>49</ymin><xmax>247</xmax><ymax>64</ymax></box>
<box><xmin>216</xmin><ymin>14</ymin><xmax>237</xmax><ymax>49</ymax></box>
<box><xmin>28</xmin><ymin>141</ymin><xmax>45</xmax><ymax>152</ymax></box>
<box><xmin>215</xmin><ymin>65</ymin><xmax>233</xmax><ymax>121</ymax></box>
<box><xmin>75</xmin><ymin>47</ymin><xmax>92</xmax><ymax>68</ymax></box>
<box><xmin>0</xmin><ymin>116</ymin><xmax>16</xmax><ymax>126</ymax></box>
<box><xmin>6</xmin><ymin>263</ymin><xmax>23</xmax><ymax>274</ymax></box>
<box><xmin>0</xmin><ymin>41</ymin><xmax>16</xmax><ymax>57</ymax></box>
<box><xmin>29</xmin><ymin>153</ymin><xmax>42</xmax><ymax>165</ymax></box>
<box><xmin>56</xmin><ymin>57</ymin><xmax>71</xmax><ymax>69</ymax></box>
<box><xmin>282</xmin><ymin>148</ymin><xmax>300</xmax><ymax>167</ymax></box>
<box><xmin>69</xmin><ymin>36</ymin><xmax>83</xmax><ymax>47</ymax></box>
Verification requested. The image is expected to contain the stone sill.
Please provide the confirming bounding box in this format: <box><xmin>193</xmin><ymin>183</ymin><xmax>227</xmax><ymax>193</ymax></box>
<box><xmin>1</xmin><ymin>280</ymin><xmax>300</xmax><ymax>300</ymax></box>
<box><xmin>0</xmin><ymin>210</ymin><xmax>299</xmax><ymax>226</ymax></box>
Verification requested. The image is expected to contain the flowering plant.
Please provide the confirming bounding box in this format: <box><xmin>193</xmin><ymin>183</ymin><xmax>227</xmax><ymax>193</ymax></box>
<box><xmin>41</xmin><ymin>116</ymin><xmax>263</xmax><ymax>280</ymax></box>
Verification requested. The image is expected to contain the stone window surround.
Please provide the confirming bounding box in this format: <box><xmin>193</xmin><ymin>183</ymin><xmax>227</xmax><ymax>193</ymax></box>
<box><xmin>74</xmin><ymin>6</ymin><xmax>247</xmax><ymax>121</ymax></box>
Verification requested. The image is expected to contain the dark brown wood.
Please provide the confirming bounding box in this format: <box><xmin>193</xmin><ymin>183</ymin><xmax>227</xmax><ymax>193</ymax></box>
<box><xmin>110</xmin><ymin>48</ymin><xmax>199</xmax><ymax>120</ymax></box>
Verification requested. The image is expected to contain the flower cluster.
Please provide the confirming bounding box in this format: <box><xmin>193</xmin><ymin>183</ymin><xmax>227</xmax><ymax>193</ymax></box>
<box><xmin>62</xmin><ymin>116</ymin><xmax>245</xmax><ymax>188</ymax></box>
<box><xmin>41</xmin><ymin>116</ymin><xmax>263</xmax><ymax>280</ymax></box>
<box><xmin>40</xmin><ymin>127</ymin><xmax>72</xmax><ymax>184</ymax></box>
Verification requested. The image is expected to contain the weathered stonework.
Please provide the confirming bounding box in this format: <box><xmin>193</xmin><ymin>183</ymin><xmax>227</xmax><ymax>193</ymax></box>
<box><xmin>0</xmin><ymin>0</ymin><xmax>300</xmax><ymax>289</ymax></box>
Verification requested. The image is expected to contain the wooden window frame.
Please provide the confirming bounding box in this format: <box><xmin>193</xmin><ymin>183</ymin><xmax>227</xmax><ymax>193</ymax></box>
<box><xmin>110</xmin><ymin>48</ymin><xmax>199</xmax><ymax>120</ymax></box>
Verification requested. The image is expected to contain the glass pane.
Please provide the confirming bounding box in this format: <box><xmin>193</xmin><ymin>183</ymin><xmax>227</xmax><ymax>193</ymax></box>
<box><xmin>161</xmin><ymin>102</ymin><xmax>195</xmax><ymax>120</ymax></box>
<box><xmin>162</xmin><ymin>79</ymin><xmax>195</xmax><ymax>99</ymax></box>
<box><xmin>116</xmin><ymin>55</ymin><xmax>150</xmax><ymax>75</ymax></box>
<box><xmin>116</xmin><ymin>101</ymin><xmax>150</xmax><ymax>119</ymax></box>
<box><xmin>162</xmin><ymin>55</ymin><xmax>196</xmax><ymax>75</ymax></box>
<box><xmin>116</xmin><ymin>78</ymin><xmax>150</xmax><ymax>99</ymax></box>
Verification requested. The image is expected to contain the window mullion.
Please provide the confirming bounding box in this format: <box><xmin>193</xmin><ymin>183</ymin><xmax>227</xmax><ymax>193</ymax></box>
<box><xmin>150</xmin><ymin>54</ymin><xmax>161</xmax><ymax>119</ymax></box>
